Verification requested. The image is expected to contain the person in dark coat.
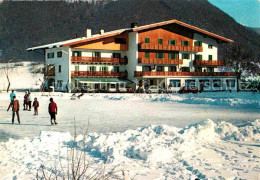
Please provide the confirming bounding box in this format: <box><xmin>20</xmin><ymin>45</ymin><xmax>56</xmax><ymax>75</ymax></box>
<box><xmin>33</xmin><ymin>97</ymin><xmax>39</xmax><ymax>115</ymax></box>
<box><xmin>7</xmin><ymin>96</ymin><xmax>20</xmax><ymax>124</ymax></box>
<box><xmin>23</xmin><ymin>92</ymin><xmax>28</xmax><ymax>110</ymax></box>
<box><xmin>28</xmin><ymin>92</ymin><xmax>32</xmax><ymax>111</ymax></box>
<box><xmin>48</xmin><ymin>98</ymin><xmax>58</xmax><ymax>125</ymax></box>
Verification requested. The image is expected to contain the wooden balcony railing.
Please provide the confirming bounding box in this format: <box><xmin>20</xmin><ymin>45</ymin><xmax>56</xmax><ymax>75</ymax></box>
<box><xmin>193</xmin><ymin>60</ymin><xmax>225</xmax><ymax>66</ymax></box>
<box><xmin>138</xmin><ymin>58</ymin><xmax>183</xmax><ymax>65</ymax></box>
<box><xmin>71</xmin><ymin>71</ymin><xmax>127</xmax><ymax>78</ymax></box>
<box><xmin>71</xmin><ymin>56</ymin><xmax>128</xmax><ymax>65</ymax></box>
<box><xmin>139</xmin><ymin>43</ymin><xmax>203</xmax><ymax>52</ymax></box>
<box><xmin>134</xmin><ymin>71</ymin><xmax>236</xmax><ymax>77</ymax></box>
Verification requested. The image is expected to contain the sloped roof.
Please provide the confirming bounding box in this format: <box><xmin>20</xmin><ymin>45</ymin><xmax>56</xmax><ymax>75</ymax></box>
<box><xmin>27</xmin><ymin>19</ymin><xmax>233</xmax><ymax>51</ymax></box>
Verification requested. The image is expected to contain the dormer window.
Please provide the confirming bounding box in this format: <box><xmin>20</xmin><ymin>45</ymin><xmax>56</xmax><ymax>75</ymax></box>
<box><xmin>47</xmin><ymin>52</ymin><xmax>54</xmax><ymax>59</ymax></box>
<box><xmin>144</xmin><ymin>38</ymin><xmax>150</xmax><ymax>43</ymax></box>
<box><xmin>168</xmin><ymin>39</ymin><xmax>176</xmax><ymax>45</ymax></box>
<box><xmin>194</xmin><ymin>41</ymin><xmax>202</xmax><ymax>47</ymax></box>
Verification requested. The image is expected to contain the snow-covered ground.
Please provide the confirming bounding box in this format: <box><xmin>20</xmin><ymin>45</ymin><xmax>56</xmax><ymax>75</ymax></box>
<box><xmin>0</xmin><ymin>62</ymin><xmax>43</xmax><ymax>91</ymax></box>
<box><xmin>0</xmin><ymin>92</ymin><xmax>259</xmax><ymax>179</ymax></box>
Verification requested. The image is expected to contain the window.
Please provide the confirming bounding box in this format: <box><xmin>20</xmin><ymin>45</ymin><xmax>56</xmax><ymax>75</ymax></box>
<box><xmin>113</xmin><ymin>53</ymin><xmax>121</xmax><ymax>58</ymax></box>
<box><xmin>145</xmin><ymin>52</ymin><xmax>150</xmax><ymax>58</ymax></box>
<box><xmin>114</xmin><ymin>66</ymin><xmax>119</xmax><ymax>72</ymax></box>
<box><xmin>142</xmin><ymin>66</ymin><xmax>151</xmax><ymax>71</ymax></box>
<box><xmin>57</xmin><ymin>51</ymin><xmax>62</xmax><ymax>58</ymax></box>
<box><xmin>199</xmin><ymin>80</ymin><xmax>210</xmax><ymax>87</ymax></box>
<box><xmin>182</xmin><ymin>67</ymin><xmax>190</xmax><ymax>72</ymax></box>
<box><xmin>194</xmin><ymin>41</ymin><xmax>202</xmax><ymax>47</ymax></box>
<box><xmin>92</xmin><ymin>52</ymin><xmax>101</xmax><ymax>57</ymax></box>
<box><xmin>207</xmin><ymin>67</ymin><xmax>214</xmax><ymax>72</ymax></box>
<box><xmin>169</xmin><ymin>66</ymin><xmax>177</xmax><ymax>72</ymax></box>
<box><xmin>226</xmin><ymin>79</ymin><xmax>235</xmax><ymax>87</ymax></box>
<box><xmin>185</xmin><ymin>80</ymin><xmax>196</xmax><ymax>87</ymax></box>
<box><xmin>72</xmin><ymin>51</ymin><xmax>81</xmax><ymax>57</ymax></box>
<box><xmin>168</xmin><ymin>39</ymin><xmax>176</xmax><ymax>45</ymax></box>
<box><xmin>47</xmin><ymin>52</ymin><xmax>54</xmax><ymax>59</ymax></box>
<box><xmin>156</xmin><ymin>52</ymin><xmax>165</xmax><ymax>58</ymax></box>
<box><xmin>208</xmin><ymin>45</ymin><xmax>213</xmax><ymax>49</ymax></box>
<box><xmin>115</xmin><ymin>38</ymin><xmax>126</xmax><ymax>44</ymax></box>
<box><xmin>75</xmin><ymin>65</ymin><xmax>79</xmax><ymax>71</ymax></box>
<box><xmin>170</xmin><ymin>80</ymin><xmax>181</xmax><ymax>87</ymax></box>
<box><xmin>158</xmin><ymin>39</ymin><xmax>163</xmax><ymax>44</ymax></box>
<box><xmin>181</xmin><ymin>40</ymin><xmax>190</xmax><ymax>46</ymax></box>
<box><xmin>58</xmin><ymin>65</ymin><xmax>61</xmax><ymax>73</ymax></box>
<box><xmin>57</xmin><ymin>80</ymin><xmax>63</xmax><ymax>88</ymax></box>
<box><xmin>156</xmin><ymin>66</ymin><xmax>164</xmax><ymax>72</ymax></box>
<box><xmin>182</xmin><ymin>54</ymin><xmax>190</xmax><ymax>59</ymax></box>
<box><xmin>195</xmin><ymin>55</ymin><xmax>203</xmax><ymax>60</ymax></box>
<box><xmin>100</xmin><ymin>66</ymin><xmax>108</xmax><ymax>72</ymax></box>
<box><xmin>213</xmin><ymin>79</ymin><xmax>222</xmax><ymax>87</ymax></box>
<box><xmin>208</xmin><ymin>55</ymin><xmax>213</xmax><ymax>60</ymax></box>
<box><xmin>168</xmin><ymin>53</ymin><xmax>177</xmax><ymax>59</ymax></box>
<box><xmin>145</xmin><ymin>38</ymin><xmax>150</xmax><ymax>43</ymax></box>
<box><xmin>195</xmin><ymin>67</ymin><xmax>202</xmax><ymax>72</ymax></box>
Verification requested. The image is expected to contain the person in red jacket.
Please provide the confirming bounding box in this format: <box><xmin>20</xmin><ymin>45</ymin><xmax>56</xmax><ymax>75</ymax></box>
<box><xmin>48</xmin><ymin>98</ymin><xmax>58</xmax><ymax>125</ymax></box>
<box><xmin>33</xmin><ymin>97</ymin><xmax>39</xmax><ymax>115</ymax></box>
<box><xmin>7</xmin><ymin>96</ymin><xmax>20</xmax><ymax>124</ymax></box>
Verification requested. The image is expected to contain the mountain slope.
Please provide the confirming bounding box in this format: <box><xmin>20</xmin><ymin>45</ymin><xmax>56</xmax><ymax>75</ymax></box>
<box><xmin>0</xmin><ymin>0</ymin><xmax>259</xmax><ymax>61</ymax></box>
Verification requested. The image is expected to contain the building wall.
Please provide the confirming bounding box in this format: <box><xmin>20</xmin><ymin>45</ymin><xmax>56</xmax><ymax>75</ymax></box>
<box><xmin>72</xmin><ymin>33</ymin><xmax>128</xmax><ymax>51</ymax></box>
<box><xmin>125</xmin><ymin>32</ymin><xmax>139</xmax><ymax>82</ymax></box>
<box><xmin>138</xmin><ymin>28</ymin><xmax>193</xmax><ymax>46</ymax></box>
<box><xmin>45</xmin><ymin>47</ymin><xmax>70</xmax><ymax>91</ymax></box>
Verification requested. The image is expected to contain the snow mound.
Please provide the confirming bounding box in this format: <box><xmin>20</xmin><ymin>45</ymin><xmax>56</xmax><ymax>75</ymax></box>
<box><xmin>1</xmin><ymin>119</ymin><xmax>260</xmax><ymax>179</ymax></box>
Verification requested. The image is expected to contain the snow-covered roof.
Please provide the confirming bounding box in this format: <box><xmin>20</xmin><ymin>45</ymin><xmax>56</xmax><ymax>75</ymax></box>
<box><xmin>27</xmin><ymin>19</ymin><xmax>233</xmax><ymax>51</ymax></box>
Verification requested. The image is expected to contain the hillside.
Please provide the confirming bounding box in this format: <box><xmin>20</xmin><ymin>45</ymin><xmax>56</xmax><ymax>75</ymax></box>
<box><xmin>0</xmin><ymin>0</ymin><xmax>259</xmax><ymax>61</ymax></box>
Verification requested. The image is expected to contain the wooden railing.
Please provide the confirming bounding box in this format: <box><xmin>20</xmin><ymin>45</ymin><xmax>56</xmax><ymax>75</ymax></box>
<box><xmin>139</xmin><ymin>43</ymin><xmax>203</xmax><ymax>52</ymax></box>
<box><xmin>71</xmin><ymin>56</ymin><xmax>128</xmax><ymax>64</ymax></box>
<box><xmin>134</xmin><ymin>71</ymin><xmax>236</xmax><ymax>77</ymax></box>
<box><xmin>193</xmin><ymin>60</ymin><xmax>225</xmax><ymax>66</ymax></box>
<box><xmin>138</xmin><ymin>58</ymin><xmax>183</xmax><ymax>65</ymax></box>
<box><xmin>71</xmin><ymin>71</ymin><xmax>127</xmax><ymax>78</ymax></box>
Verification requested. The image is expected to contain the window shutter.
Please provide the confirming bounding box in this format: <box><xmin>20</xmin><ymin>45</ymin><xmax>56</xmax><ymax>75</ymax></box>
<box><xmin>94</xmin><ymin>66</ymin><xmax>96</xmax><ymax>71</ymax></box>
<box><xmin>156</xmin><ymin>53</ymin><xmax>159</xmax><ymax>58</ymax></box>
<box><xmin>168</xmin><ymin>40</ymin><xmax>171</xmax><ymax>45</ymax></box>
<box><xmin>187</xmin><ymin>41</ymin><xmax>190</xmax><ymax>46</ymax></box>
<box><xmin>168</xmin><ymin>53</ymin><xmax>171</xmax><ymax>59</ymax></box>
<box><xmin>162</xmin><ymin>67</ymin><xmax>165</xmax><ymax>72</ymax></box>
<box><xmin>181</xmin><ymin>41</ymin><xmax>184</xmax><ymax>46</ymax></box>
<box><xmin>162</xmin><ymin>53</ymin><xmax>165</xmax><ymax>58</ymax></box>
<box><xmin>142</xmin><ymin>66</ymin><xmax>145</xmax><ymax>71</ymax></box>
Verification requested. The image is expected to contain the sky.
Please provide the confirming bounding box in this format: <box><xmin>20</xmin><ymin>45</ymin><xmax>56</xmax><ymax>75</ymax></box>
<box><xmin>208</xmin><ymin>0</ymin><xmax>260</xmax><ymax>28</ymax></box>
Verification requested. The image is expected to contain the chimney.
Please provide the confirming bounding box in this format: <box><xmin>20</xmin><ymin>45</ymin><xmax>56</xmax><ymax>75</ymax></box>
<box><xmin>100</xmin><ymin>29</ymin><xmax>105</xmax><ymax>35</ymax></box>
<box><xmin>131</xmin><ymin>22</ymin><xmax>138</xmax><ymax>28</ymax></box>
<box><xmin>86</xmin><ymin>29</ymin><xmax>92</xmax><ymax>38</ymax></box>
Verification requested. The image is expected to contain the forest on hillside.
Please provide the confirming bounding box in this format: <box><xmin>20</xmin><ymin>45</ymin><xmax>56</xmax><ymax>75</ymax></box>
<box><xmin>0</xmin><ymin>0</ymin><xmax>259</xmax><ymax>64</ymax></box>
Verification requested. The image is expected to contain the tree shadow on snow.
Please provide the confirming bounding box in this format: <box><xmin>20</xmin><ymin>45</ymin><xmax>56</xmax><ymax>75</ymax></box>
<box><xmin>0</xmin><ymin>122</ymin><xmax>51</xmax><ymax>127</ymax></box>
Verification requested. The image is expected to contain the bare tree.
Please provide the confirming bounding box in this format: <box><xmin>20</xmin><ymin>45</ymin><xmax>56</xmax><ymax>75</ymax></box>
<box><xmin>224</xmin><ymin>43</ymin><xmax>258</xmax><ymax>91</ymax></box>
<box><xmin>4</xmin><ymin>61</ymin><xmax>11</xmax><ymax>92</ymax></box>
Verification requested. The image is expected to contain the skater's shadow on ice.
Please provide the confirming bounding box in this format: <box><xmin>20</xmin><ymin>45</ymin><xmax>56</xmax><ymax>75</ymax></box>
<box><xmin>0</xmin><ymin>123</ymin><xmax>51</xmax><ymax>126</ymax></box>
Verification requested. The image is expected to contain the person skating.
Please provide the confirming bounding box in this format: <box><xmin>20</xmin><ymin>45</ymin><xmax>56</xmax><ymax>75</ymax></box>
<box><xmin>33</xmin><ymin>98</ymin><xmax>39</xmax><ymax>115</ymax></box>
<box><xmin>7</xmin><ymin>96</ymin><xmax>20</xmax><ymax>124</ymax></box>
<box><xmin>28</xmin><ymin>92</ymin><xmax>32</xmax><ymax>111</ymax></box>
<box><xmin>48</xmin><ymin>98</ymin><xmax>58</xmax><ymax>125</ymax></box>
<box><xmin>10</xmin><ymin>90</ymin><xmax>16</xmax><ymax>102</ymax></box>
<box><xmin>23</xmin><ymin>92</ymin><xmax>28</xmax><ymax>110</ymax></box>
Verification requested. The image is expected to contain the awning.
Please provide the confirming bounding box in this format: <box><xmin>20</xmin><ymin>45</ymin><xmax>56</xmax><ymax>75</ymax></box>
<box><xmin>73</xmin><ymin>77</ymin><xmax>134</xmax><ymax>84</ymax></box>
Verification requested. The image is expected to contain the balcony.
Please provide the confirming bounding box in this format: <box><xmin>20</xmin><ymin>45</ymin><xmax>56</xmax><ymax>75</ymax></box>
<box><xmin>71</xmin><ymin>56</ymin><xmax>128</xmax><ymax>65</ymax></box>
<box><xmin>139</xmin><ymin>43</ymin><xmax>203</xmax><ymax>52</ymax></box>
<box><xmin>193</xmin><ymin>60</ymin><xmax>225</xmax><ymax>66</ymax></box>
<box><xmin>71</xmin><ymin>71</ymin><xmax>127</xmax><ymax>78</ymax></box>
<box><xmin>134</xmin><ymin>71</ymin><xmax>236</xmax><ymax>77</ymax></box>
<box><xmin>138</xmin><ymin>58</ymin><xmax>183</xmax><ymax>65</ymax></box>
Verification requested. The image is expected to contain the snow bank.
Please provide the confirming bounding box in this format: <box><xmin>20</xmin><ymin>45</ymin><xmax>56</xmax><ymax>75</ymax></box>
<box><xmin>1</xmin><ymin>119</ymin><xmax>259</xmax><ymax>179</ymax></box>
<box><xmin>0</xmin><ymin>61</ymin><xmax>44</xmax><ymax>91</ymax></box>
<box><xmin>142</xmin><ymin>92</ymin><xmax>260</xmax><ymax>108</ymax></box>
